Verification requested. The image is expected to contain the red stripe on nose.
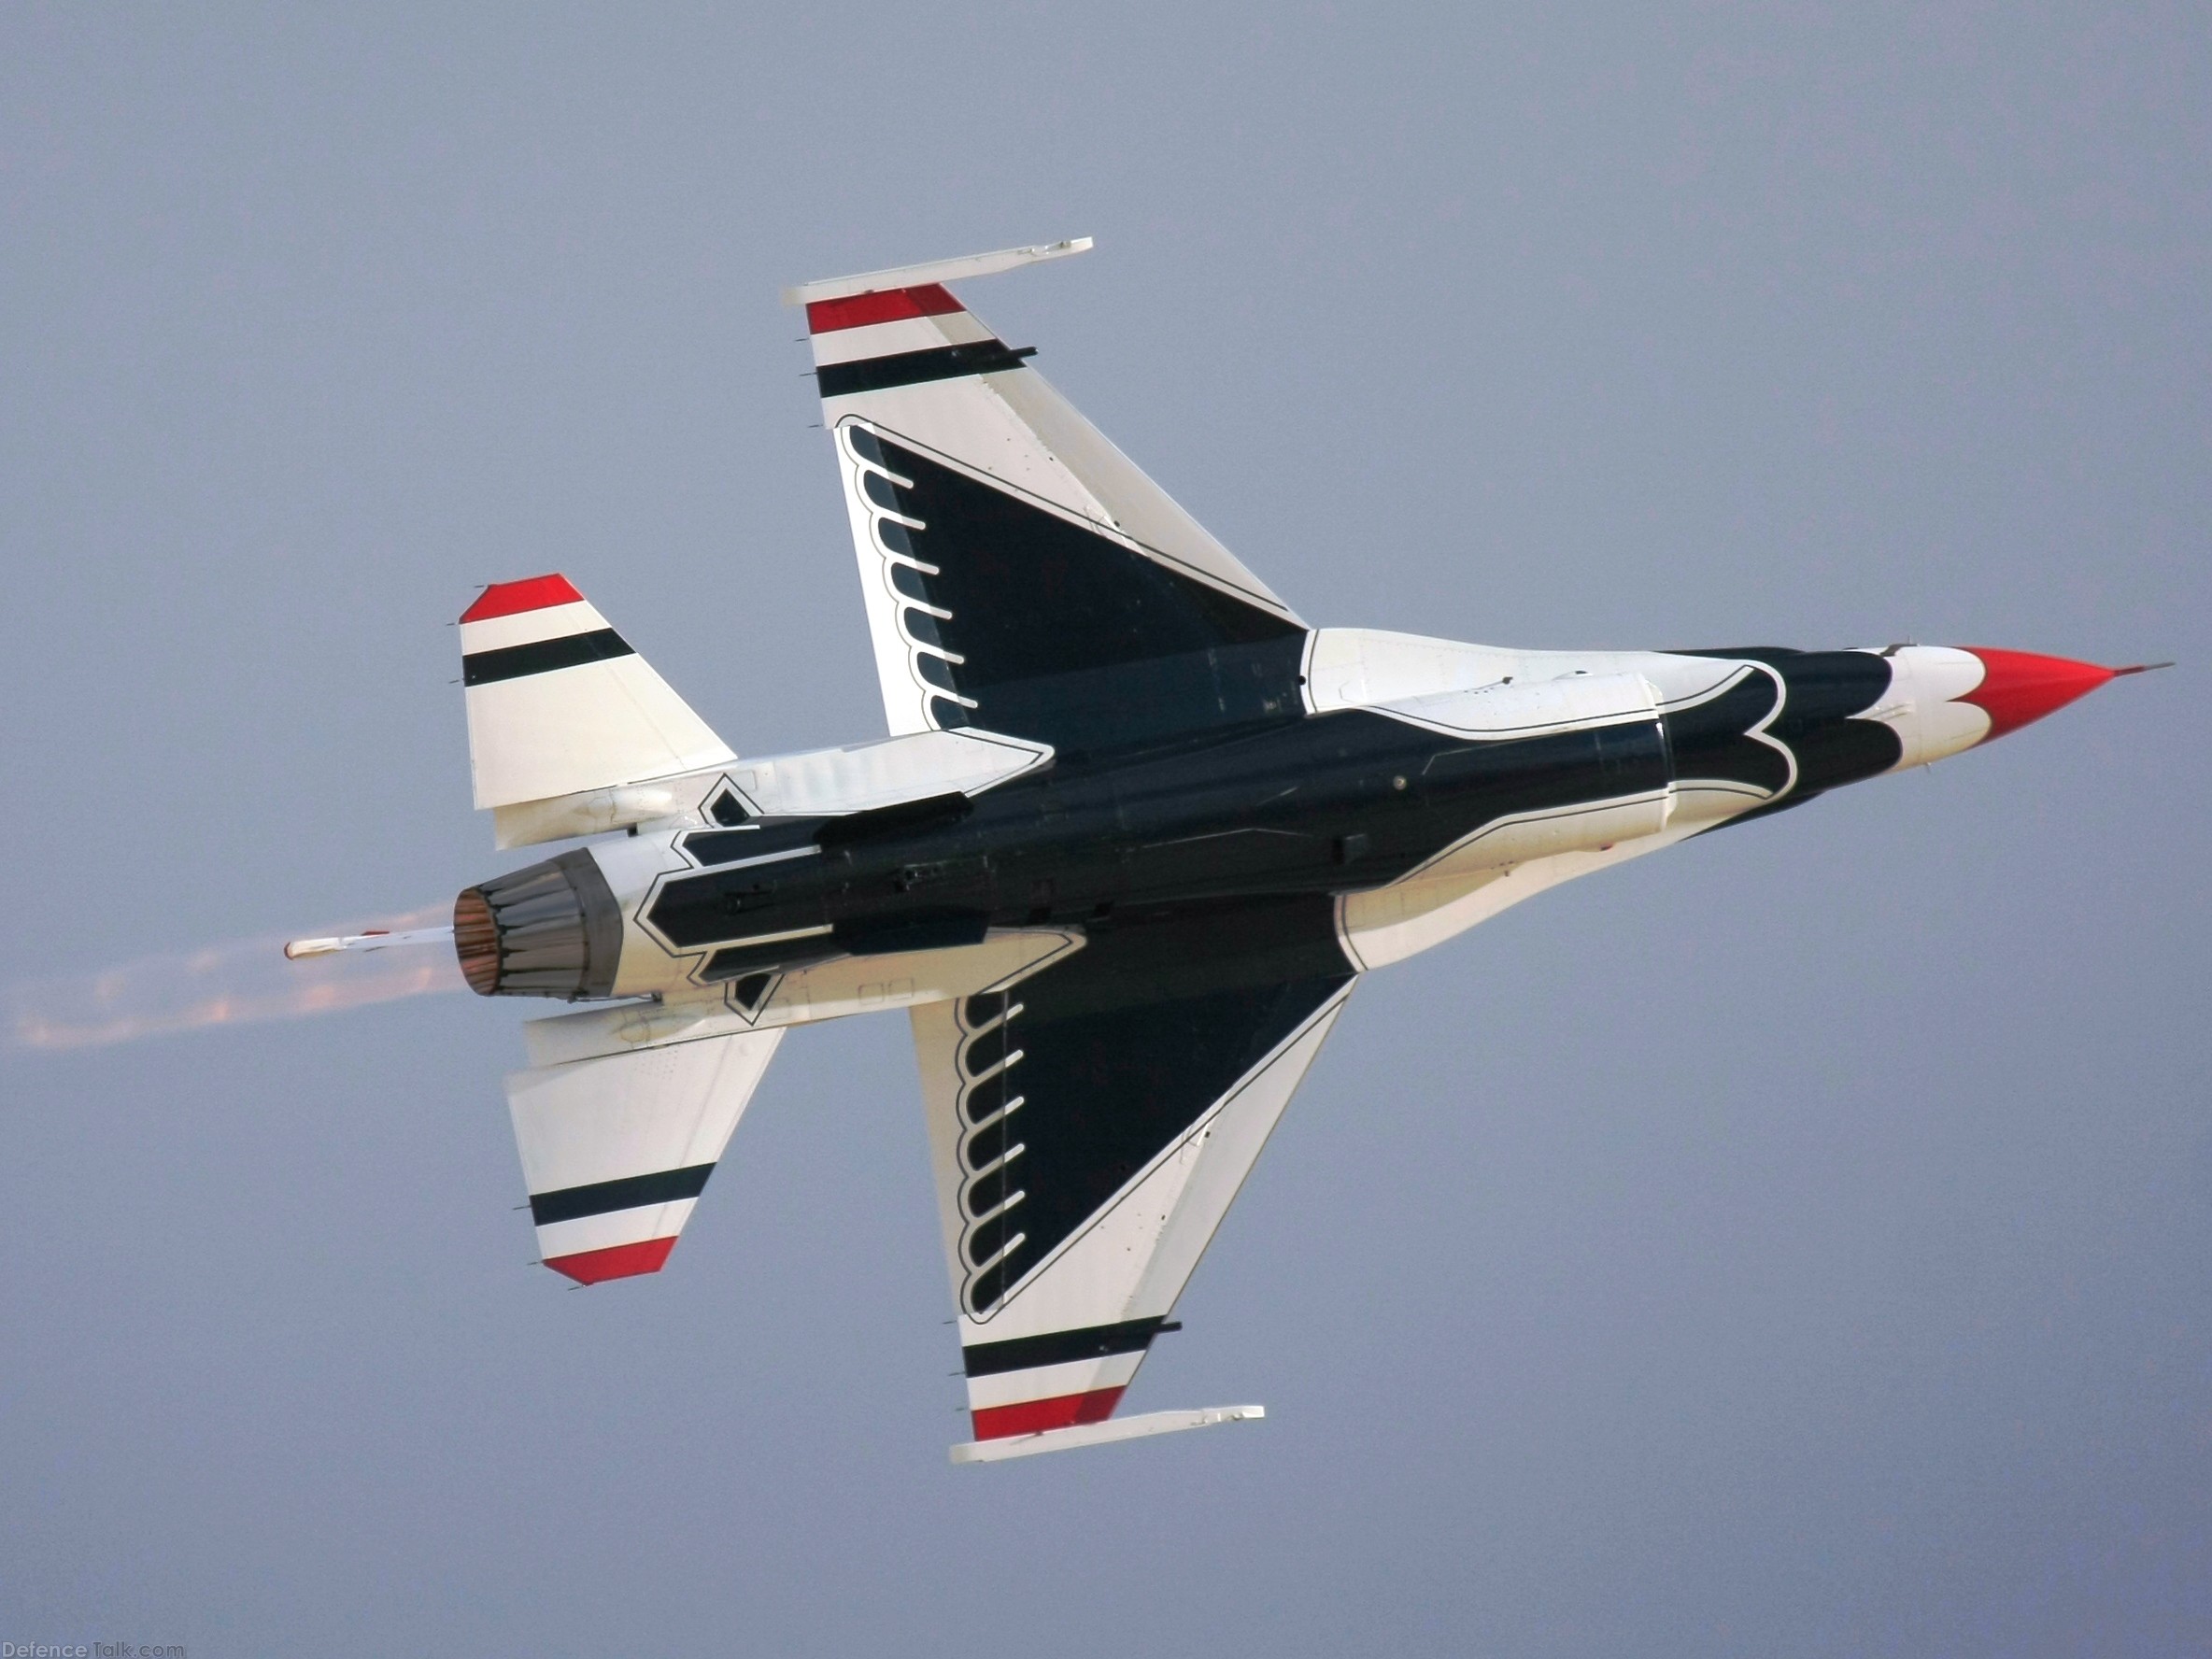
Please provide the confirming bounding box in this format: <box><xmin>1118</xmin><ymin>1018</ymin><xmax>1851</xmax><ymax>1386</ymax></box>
<box><xmin>1958</xmin><ymin>648</ymin><xmax>2117</xmax><ymax>741</ymax></box>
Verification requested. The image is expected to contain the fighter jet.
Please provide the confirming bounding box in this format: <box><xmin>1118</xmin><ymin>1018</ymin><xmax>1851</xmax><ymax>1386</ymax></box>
<box><xmin>292</xmin><ymin>239</ymin><xmax>2158</xmax><ymax>1462</ymax></box>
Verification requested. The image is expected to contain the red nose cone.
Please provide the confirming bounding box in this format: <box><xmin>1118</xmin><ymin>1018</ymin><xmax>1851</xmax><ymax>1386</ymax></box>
<box><xmin>1958</xmin><ymin>647</ymin><xmax>2117</xmax><ymax>741</ymax></box>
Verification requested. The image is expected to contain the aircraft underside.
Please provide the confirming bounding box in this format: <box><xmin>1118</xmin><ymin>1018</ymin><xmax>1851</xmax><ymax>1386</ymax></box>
<box><xmin>291</xmin><ymin>238</ymin><xmax>2144</xmax><ymax>1462</ymax></box>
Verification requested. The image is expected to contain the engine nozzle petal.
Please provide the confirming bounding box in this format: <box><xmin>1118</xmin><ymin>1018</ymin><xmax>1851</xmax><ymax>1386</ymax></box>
<box><xmin>453</xmin><ymin>849</ymin><xmax>622</xmax><ymax>1000</ymax></box>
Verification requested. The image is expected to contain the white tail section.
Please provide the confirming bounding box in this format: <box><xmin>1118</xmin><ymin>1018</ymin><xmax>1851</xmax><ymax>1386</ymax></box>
<box><xmin>507</xmin><ymin>1024</ymin><xmax>784</xmax><ymax>1284</ymax></box>
<box><xmin>460</xmin><ymin>574</ymin><xmax>735</xmax><ymax>819</ymax></box>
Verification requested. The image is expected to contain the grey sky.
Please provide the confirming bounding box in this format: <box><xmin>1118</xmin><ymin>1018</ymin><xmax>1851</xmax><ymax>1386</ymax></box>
<box><xmin>4</xmin><ymin>5</ymin><xmax>2206</xmax><ymax>1652</ymax></box>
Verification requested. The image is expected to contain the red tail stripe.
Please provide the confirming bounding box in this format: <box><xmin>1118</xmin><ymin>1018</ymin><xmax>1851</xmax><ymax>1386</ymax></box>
<box><xmin>806</xmin><ymin>284</ymin><xmax>963</xmax><ymax>334</ymax></box>
<box><xmin>543</xmin><ymin>1237</ymin><xmax>676</xmax><ymax>1284</ymax></box>
<box><xmin>971</xmin><ymin>1386</ymin><xmax>1126</xmax><ymax>1440</ymax></box>
<box><xmin>462</xmin><ymin>574</ymin><xmax>586</xmax><ymax>623</ymax></box>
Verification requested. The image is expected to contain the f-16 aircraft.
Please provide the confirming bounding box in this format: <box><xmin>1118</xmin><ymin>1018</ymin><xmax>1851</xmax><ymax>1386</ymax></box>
<box><xmin>291</xmin><ymin>238</ymin><xmax>2156</xmax><ymax>1463</ymax></box>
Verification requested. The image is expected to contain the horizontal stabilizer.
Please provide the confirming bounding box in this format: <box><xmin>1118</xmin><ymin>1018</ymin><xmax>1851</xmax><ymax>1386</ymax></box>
<box><xmin>951</xmin><ymin>1404</ymin><xmax>1264</xmax><ymax>1465</ymax></box>
<box><xmin>506</xmin><ymin>1025</ymin><xmax>782</xmax><ymax>1283</ymax></box>
<box><xmin>461</xmin><ymin>574</ymin><xmax>735</xmax><ymax>818</ymax></box>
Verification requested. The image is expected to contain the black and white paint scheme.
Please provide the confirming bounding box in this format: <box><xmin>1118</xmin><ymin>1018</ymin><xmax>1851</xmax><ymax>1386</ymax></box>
<box><xmin>298</xmin><ymin>241</ymin><xmax>2148</xmax><ymax>1463</ymax></box>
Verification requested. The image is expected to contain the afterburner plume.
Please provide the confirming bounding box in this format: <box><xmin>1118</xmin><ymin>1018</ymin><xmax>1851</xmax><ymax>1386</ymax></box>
<box><xmin>7</xmin><ymin>905</ymin><xmax>463</xmax><ymax>1053</ymax></box>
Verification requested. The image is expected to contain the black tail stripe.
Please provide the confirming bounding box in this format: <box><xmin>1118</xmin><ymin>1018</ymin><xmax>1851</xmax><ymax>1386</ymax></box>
<box><xmin>816</xmin><ymin>342</ymin><xmax>1035</xmax><ymax>399</ymax></box>
<box><xmin>463</xmin><ymin>629</ymin><xmax>634</xmax><ymax>686</ymax></box>
<box><xmin>961</xmin><ymin>1316</ymin><xmax>1166</xmax><ymax>1378</ymax></box>
<box><xmin>530</xmin><ymin>1162</ymin><xmax>714</xmax><ymax>1227</ymax></box>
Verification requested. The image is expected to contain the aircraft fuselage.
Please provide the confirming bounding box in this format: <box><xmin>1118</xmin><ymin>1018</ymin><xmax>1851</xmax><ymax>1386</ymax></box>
<box><xmin>458</xmin><ymin>638</ymin><xmax>2035</xmax><ymax>1011</ymax></box>
<box><xmin>649</xmin><ymin>700</ymin><xmax>1669</xmax><ymax>968</ymax></box>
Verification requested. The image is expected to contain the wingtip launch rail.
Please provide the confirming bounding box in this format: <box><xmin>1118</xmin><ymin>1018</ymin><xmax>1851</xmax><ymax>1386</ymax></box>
<box><xmin>951</xmin><ymin>1404</ymin><xmax>1266</xmax><ymax>1466</ymax></box>
<box><xmin>782</xmin><ymin>236</ymin><xmax>1094</xmax><ymax>307</ymax></box>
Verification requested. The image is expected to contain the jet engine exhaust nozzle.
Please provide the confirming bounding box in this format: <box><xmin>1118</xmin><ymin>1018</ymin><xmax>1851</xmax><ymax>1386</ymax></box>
<box><xmin>453</xmin><ymin>849</ymin><xmax>623</xmax><ymax>1000</ymax></box>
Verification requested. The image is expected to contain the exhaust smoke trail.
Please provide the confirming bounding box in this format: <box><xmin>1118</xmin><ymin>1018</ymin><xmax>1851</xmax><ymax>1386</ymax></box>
<box><xmin>7</xmin><ymin>904</ymin><xmax>466</xmax><ymax>1053</ymax></box>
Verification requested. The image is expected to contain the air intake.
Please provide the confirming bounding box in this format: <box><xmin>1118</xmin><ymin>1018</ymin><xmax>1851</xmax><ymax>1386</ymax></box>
<box><xmin>453</xmin><ymin>849</ymin><xmax>623</xmax><ymax>1000</ymax></box>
